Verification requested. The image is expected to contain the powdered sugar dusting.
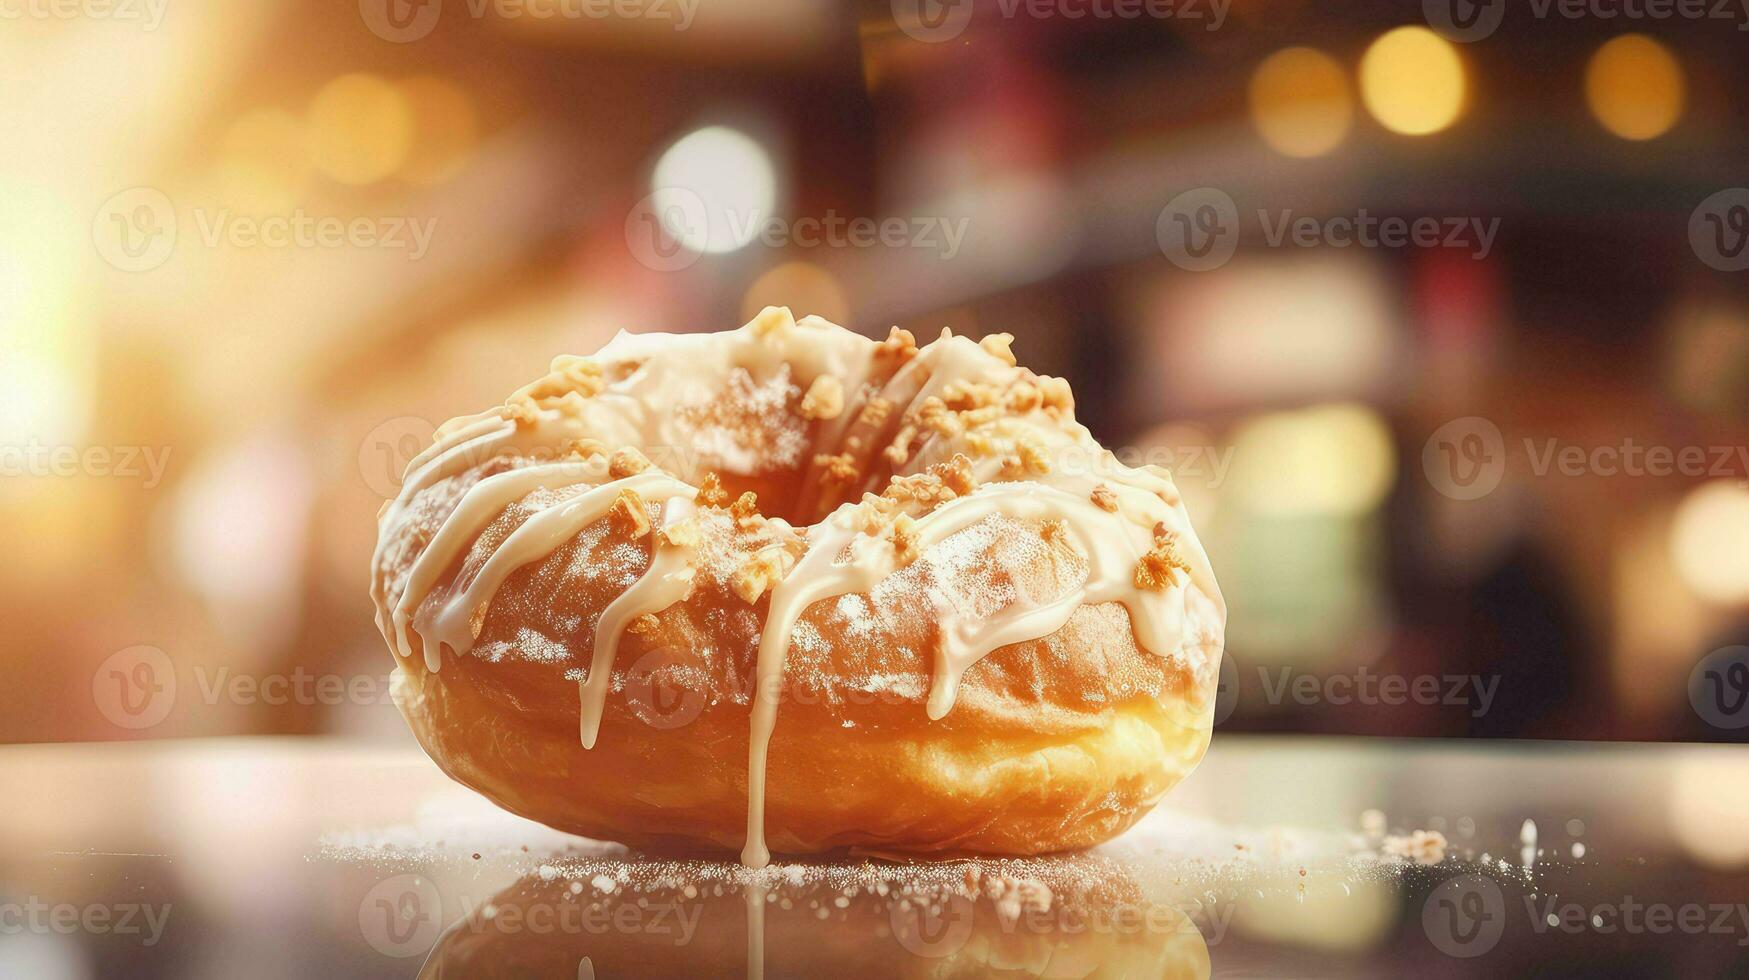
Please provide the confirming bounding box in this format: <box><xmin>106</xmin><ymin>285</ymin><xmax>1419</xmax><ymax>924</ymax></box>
<box><xmin>675</xmin><ymin>364</ymin><xmax>805</xmax><ymax>474</ymax></box>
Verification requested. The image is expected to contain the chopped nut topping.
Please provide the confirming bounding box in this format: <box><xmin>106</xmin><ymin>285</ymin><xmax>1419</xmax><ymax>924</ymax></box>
<box><xmin>511</xmin><ymin>356</ymin><xmax>606</xmax><ymax>405</ymax></box>
<box><xmin>1006</xmin><ymin>382</ymin><xmax>1042</xmax><ymax>413</ymax></box>
<box><xmin>890</xmin><ymin>514</ymin><xmax>920</xmax><ymax>564</ymax></box>
<box><xmin>941</xmin><ymin>379</ymin><xmax>998</xmax><ymax>412</ymax></box>
<box><xmin>730</xmin><ymin>549</ymin><xmax>787</xmax><ymax>604</ymax></box>
<box><xmin>916</xmin><ymin>397</ymin><xmax>962</xmax><ymax>437</ymax></box>
<box><xmin>501</xmin><ymin>393</ymin><xmax>542</xmax><ymax>427</ymax></box>
<box><xmin>1090</xmin><ymin>484</ymin><xmax>1119</xmax><ymax>512</ymax></box>
<box><xmin>628</xmin><ymin>613</ymin><xmax>661</xmax><ymax>636</ymax></box>
<box><xmin>566</xmin><ymin>438</ymin><xmax>609</xmax><ymax>462</ymax></box>
<box><xmin>856</xmin><ymin>397</ymin><xmax>893</xmax><ymax>428</ymax></box>
<box><xmin>1037</xmin><ymin>376</ymin><xmax>1074</xmax><ymax>413</ymax></box>
<box><xmin>798</xmin><ymin>376</ymin><xmax>845</xmax><ymax>421</ymax></box>
<box><xmin>878</xmin><ymin>326</ymin><xmax>918</xmax><ymax>361</ymax></box>
<box><xmin>932</xmin><ymin>454</ymin><xmax>976</xmax><ymax>496</ymax></box>
<box><xmin>748</xmin><ymin>306</ymin><xmax>794</xmax><ymax>336</ymax></box>
<box><xmin>883</xmin><ymin>423</ymin><xmax>920</xmax><ymax>467</ymax></box>
<box><xmin>1135</xmin><ymin>531</ymin><xmax>1190</xmax><ymax>591</ymax></box>
<box><xmin>609</xmin><ymin>448</ymin><xmax>650</xmax><ymax>479</ymax></box>
<box><xmin>813</xmin><ymin>452</ymin><xmax>860</xmax><ymax>491</ymax></box>
<box><xmin>730</xmin><ymin>491</ymin><xmax>762</xmax><ymax>529</ymax></box>
<box><xmin>1040</xmin><ymin>518</ymin><xmax>1068</xmax><ymax>543</ymax></box>
<box><xmin>697</xmin><ymin>472</ymin><xmax>728</xmax><ymax>507</ymax></box>
<box><xmin>1016</xmin><ymin>437</ymin><xmax>1052</xmax><ymax>475</ymax></box>
<box><xmin>658</xmin><ymin>515</ymin><xmax>702</xmax><ymax>549</ymax></box>
<box><xmin>609</xmin><ymin>489</ymin><xmax>651</xmax><ymax>537</ymax></box>
<box><xmin>979</xmin><ymin>332</ymin><xmax>1017</xmax><ymax>366</ymax></box>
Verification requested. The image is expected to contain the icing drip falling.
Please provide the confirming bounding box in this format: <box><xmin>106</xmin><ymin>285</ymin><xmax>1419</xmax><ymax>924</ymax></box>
<box><xmin>579</xmin><ymin>496</ymin><xmax>699</xmax><ymax>749</ymax></box>
<box><xmin>739</xmin><ymin>481</ymin><xmax>1191</xmax><ymax>868</ymax></box>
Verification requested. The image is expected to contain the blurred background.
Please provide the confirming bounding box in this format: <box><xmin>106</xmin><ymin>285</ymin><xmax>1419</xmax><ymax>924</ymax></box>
<box><xmin>4</xmin><ymin>0</ymin><xmax>1749</xmax><ymax>746</ymax></box>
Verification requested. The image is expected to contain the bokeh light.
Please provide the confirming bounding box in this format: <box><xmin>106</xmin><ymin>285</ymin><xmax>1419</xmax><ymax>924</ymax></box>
<box><xmin>1671</xmin><ymin>754</ymin><xmax>1749</xmax><ymax>868</ymax></box>
<box><xmin>1585</xmin><ymin>34</ymin><xmax>1684</xmax><ymax>141</ymax></box>
<box><xmin>651</xmin><ymin>125</ymin><xmax>776</xmax><ymax>255</ymax></box>
<box><xmin>1227</xmin><ymin>403</ymin><xmax>1397</xmax><ymax>517</ymax></box>
<box><xmin>740</xmin><ymin>260</ymin><xmax>848</xmax><ymax>324</ymax></box>
<box><xmin>306</xmin><ymin>73</ymin><xmax>414</xmax><ymax>185</ymax></box>
<box><xmin>394</xmin><ymin>76</ymin><xmax>479</xmax><ymax>185</ymax></box>
<box><xmin>216</xmin><ymin>108</ymin><xmax>310</xmax><ymax>212</ymax></box>
<box><xmin>1249</xmin><ymin>47</ymin><xmax>1352</xmax><ymax>158</ymax></box>
<box><xmin>1670</xmin><ymin>480</ymin><xmax>1749</xmax><ymax>604</ymax></box>
<box><xmin>1359</xmin><ymin>27</ymin><xmax>1466</xmax><ymax>136</ymax></box>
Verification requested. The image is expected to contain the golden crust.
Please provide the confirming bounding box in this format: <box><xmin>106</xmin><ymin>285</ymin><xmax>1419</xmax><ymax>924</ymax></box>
<box><xmin>372</xmin><ymin>315</ymin><xmax>1223</xmax><ymax>860</ymax></box>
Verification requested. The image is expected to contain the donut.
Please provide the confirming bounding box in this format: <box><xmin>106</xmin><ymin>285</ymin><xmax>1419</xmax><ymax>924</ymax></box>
<box><xmin>370</xmin><ymin>307</ymin><xmax>1226</xmax><ymax>868</ymax></box>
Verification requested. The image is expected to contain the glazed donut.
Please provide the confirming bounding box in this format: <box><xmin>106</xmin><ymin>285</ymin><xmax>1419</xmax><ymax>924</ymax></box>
<box><xmin>370</xmin><ymin>308</ymin><xmax>1225</xmax><ymax>867</ymax></box>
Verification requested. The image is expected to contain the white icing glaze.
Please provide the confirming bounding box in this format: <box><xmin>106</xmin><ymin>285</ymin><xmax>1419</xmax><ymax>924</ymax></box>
<box><xmin>578</xmin><ymin>495</ymin><xmax>699</xmax><ymax>749</ymax></box>
<box><xmin>371</xmin><ymin>307</ymin><xmax>1225</xmax><ymax>872</ymax></box>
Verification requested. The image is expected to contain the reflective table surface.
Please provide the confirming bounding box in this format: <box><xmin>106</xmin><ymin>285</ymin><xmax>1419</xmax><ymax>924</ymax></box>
<box><xmin>4</xmin><ymin>735</ymin><xmax>1748</xmax><ymax>978</ymax></box>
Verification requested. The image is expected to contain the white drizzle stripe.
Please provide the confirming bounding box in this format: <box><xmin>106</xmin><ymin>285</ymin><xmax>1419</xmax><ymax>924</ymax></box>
<box><xmin>740</xmin><ymin>482</ymin><xmax>1195</xmax><ymax>868</ymax></box>
<box><xmin>579</xmin><ymin>496</ymin><xmax>699</xmax><ymax>749</ymax></box>
<box><xmin>414</xmin><ymin>472</ymin><xmax>696</xmax><ymax>671</ymax></box>
<box><xmin>390</xmin><ymin>459</ymin><xmax>609</xmax><ymax>660</ymax></box>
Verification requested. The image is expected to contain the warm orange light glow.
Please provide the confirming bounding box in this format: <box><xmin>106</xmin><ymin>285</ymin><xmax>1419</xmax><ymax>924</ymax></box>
<box><xmin>1585</xmin><ymin>34</ymin><xmax>1684</xmax><ymax>141</ymax></box>
<box><xmin>307</xmin><ymin>74</ymin><xmax>414</xmax><ymax>185</ymax></box>
<box><xmin>1359</xmin><ymin>27</ymin><xmax>1466</xmax><ymax>136</ymax></box>
<box><xmin>1250</xmin><ymin>47</ymin><xmax>1352</xmax><ymax>158</ymax></box>
<box><xmin>395</xmin><ymin>76</ymin><xmax>479</xmax><ymax>186</ymax></box>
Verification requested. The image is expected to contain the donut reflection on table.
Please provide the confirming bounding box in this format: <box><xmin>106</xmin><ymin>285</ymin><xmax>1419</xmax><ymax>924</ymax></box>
<box><xmin>418</xmin><ymin>855</ymin><xmax>1210</xmax><ymax>980</ymax></box>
